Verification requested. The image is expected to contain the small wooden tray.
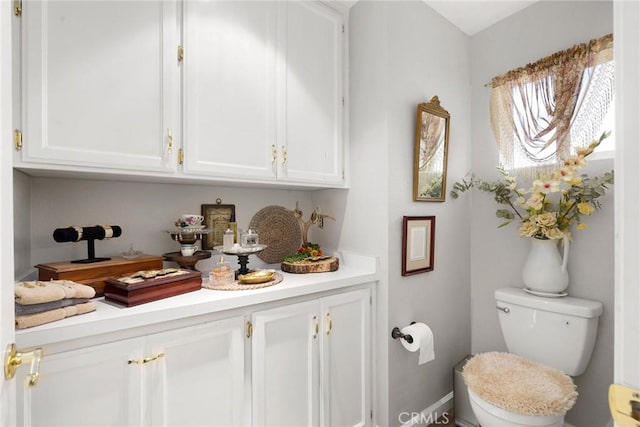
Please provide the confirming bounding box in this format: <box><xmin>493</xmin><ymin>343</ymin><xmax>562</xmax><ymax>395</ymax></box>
<box><xmin>203</xmin><ymin>272</ymin><xmax>284</xmax><ymax>291</ymax></box>
<box><xmin>104</xmin><ymin>270</ymin><xmax>202</xmax><ymax>307</ymax></box>
<box><xmin>281</xmin><ymin>256</ymin><xmax>339</xmax><ymax>274</ymax></box>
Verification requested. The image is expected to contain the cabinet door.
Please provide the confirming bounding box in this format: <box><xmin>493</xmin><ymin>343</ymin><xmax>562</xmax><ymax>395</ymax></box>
<box><xmin>320</xmin><ymin>289</ymin><xmax>372</xmax><ymax>427</ymax></box>
<box><xmin>277</xmin><ymin>2</ymin><xmax>345</xmax><ymax>186</ymax></box>
<box><xmin>146</xmin><ymin>317</ymin><xmax>247</xmax><ymax>427</ymax></box>
<box><xmin>20</xmin><ymin>0</ymin><xmax>178</xmax><ymax>173</ymax></box>
<box><xmin>17</xmin><ymin>338</ymin><xmax>144</xmax><ymax>427</ymax></box>
<box><xmin>252</xmin><ymin>300</ymin><xmax>320</xmax><ymax>426</ymax></box>
<box><xmin>182</xmin><ymin>1</ymin><xmax>278</xmax><ymax>181</ymax></box>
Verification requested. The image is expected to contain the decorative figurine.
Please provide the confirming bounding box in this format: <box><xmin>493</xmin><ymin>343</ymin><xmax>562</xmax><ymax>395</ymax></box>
<box><xmin>290</xmin><ymin>202</ymin><xmax>335</xmax><ymax>248</ymax></box>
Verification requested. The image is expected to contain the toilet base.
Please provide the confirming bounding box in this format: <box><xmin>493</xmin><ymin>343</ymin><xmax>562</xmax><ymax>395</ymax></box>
<box><xmin>468</xmin><ymin>390</ymin><xmax>565</xmax><ymax>427</ymax></box>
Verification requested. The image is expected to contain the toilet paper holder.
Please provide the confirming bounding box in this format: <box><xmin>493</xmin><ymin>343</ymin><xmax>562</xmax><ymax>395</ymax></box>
<box><xmin>391</xmin><ymin>322</ymin><xmax>416</xmax><ymax>344</ymax></box>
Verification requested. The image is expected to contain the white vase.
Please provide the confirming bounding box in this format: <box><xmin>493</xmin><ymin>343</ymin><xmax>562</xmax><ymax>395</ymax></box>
<box><xmin>522</xmin><ymin>236</ymin><xmax>570</xmax><ymax>295</ymax></box>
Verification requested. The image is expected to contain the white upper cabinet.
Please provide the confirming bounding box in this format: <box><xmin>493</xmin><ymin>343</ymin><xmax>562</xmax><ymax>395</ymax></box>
<box><xmin>17</xmin><ymin>0</ymin><xmax>179</xmax><ymax>173</ymax></box>
<box><xmin>277</xmin><ymin>1</ymin><xmax>345</xmax><ymax>186</ymax></box>
<box><xmin>16</xmin><ymin>0</ymin><xmax>346</xmax><ymax>188</ymax></box>
<box><xmin>182</xmin><ymin>1</ymin><xmax>278</xmax><ymax>181</ymax></box>
<box><xmin>182</xmin><ymin>0</ymin><xmax>346</xmax><ymax>187</ymax></box>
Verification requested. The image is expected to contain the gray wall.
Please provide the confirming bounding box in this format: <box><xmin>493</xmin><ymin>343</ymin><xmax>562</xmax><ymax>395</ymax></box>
<box><xmin>13</xmin><ymin>170</ymin><xmax>31</xmax><ymax>279</ymax></box>
<box><xmin>14</xmin><ymin>176</ymin><xmax>315</xmax><ymax>276</ymax></box>
<box><xmin>469</xmin><ymin>2</ymin><xmax>614</xmax><ymax>426</ymax></box>
<box><xmin>322</xmin><ymin>2</ymin><xmax>473</xmax><ymax>425</ymax></box>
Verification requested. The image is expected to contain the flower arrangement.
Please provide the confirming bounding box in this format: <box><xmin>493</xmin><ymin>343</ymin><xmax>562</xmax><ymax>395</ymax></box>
<box><xmin>450</xmin><ymin>132</ymin><xmax>614</xmax><ymax>240</ymax></box>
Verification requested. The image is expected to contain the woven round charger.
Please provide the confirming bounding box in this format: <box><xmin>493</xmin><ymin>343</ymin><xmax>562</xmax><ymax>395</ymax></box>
<box><xmin>202</xmin><ymin>272</ymin><xmax>284</xmax><ymax>291</ymax></box>
<box><xmin>249</xmin><ymin>206</ymin><xmax>301</xmax><ymax>264</ymax></box>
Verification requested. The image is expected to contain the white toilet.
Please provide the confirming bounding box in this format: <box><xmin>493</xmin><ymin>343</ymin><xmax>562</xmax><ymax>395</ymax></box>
<box><xmin>463</xmin><ymin>287</ymin><xmax>603</xmax><ymax>427</ymax></box>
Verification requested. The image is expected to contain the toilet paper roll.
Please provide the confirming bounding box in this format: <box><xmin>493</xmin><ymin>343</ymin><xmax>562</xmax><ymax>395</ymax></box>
<box><xmin>400</xmin><ymin>322</ymin><xmax>435</xmax><ymax>365</ymax></box>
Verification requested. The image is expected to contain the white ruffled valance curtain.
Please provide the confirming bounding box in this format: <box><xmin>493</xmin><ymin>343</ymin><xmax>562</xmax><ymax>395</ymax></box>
<box><xmin>489</xmin><ymin>33</ymin><xmax>614</xmax><ymax>181</ymax></box>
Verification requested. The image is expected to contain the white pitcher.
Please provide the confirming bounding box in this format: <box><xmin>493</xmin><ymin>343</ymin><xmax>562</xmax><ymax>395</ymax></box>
<box><xmin>521</xmin><ymin>236</ymin><xmax>569</xmax><ymax>295</ymax></box>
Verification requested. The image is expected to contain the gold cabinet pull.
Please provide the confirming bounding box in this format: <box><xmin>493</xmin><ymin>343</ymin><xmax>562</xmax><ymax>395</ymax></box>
<box><xmin>326</xmin><ymin>313</ymin><xmax>332</xmax><ymax>335</ymax></box>
<box><xmin>167</xmin><ymin>129</ymin><xmax>173</xmax><ymax>155</ymax></box>
<box><xmin>128</xmin><ymin>352</ymin><xmax>165</xmax><ymax>365</ymax></box>
<box><xmin>246</xmin><ymin>321</ymin><xmax>253</xmax><ymax>338</ymax></box>
<box><xmin>313</xmin><ymin>316</ymin><xmax>319</xmax><ymax>339</ymax></box>
<box><xmin>281</xmin><ymin>145</ymin><xmax>288</xmax><ymax>167</ymax></box>
<box><xmin>4</xmin><ymin>343</ymin><xmax>43</xmax><ymax>387</ymax></box>
<box><xmin>271</xmin><ymin>144</ymin><xmax>277</xmax><ymax>165</ymax></box>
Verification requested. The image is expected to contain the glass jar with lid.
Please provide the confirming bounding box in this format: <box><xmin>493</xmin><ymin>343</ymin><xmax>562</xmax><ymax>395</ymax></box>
<box><xmin>210</xmin><ymin>257</ymin><xmax>234</xmax><ymax>285</ymax></box>
<box><xmin>241</xmin><ymin>228</ymin><xmax>259</xmax><ymax>247</ymax></box>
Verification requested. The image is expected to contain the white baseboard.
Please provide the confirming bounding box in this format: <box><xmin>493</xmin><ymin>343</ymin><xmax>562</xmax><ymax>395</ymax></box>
<box><xmin>400</xmin><ymin>391</ymin><xmax>454</xmax><ymax>427</ymax></box>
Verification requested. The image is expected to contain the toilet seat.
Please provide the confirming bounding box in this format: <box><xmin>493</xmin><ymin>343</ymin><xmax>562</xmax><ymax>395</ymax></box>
<box><xmin>463</xmin><ymin>352</ymin><xmax>577</xmax><ymax>416</ymax></box>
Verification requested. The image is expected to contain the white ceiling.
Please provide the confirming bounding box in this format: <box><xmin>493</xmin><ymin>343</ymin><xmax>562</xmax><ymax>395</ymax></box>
<box><xmin>340</xmin><ymin>0</ymin><xmax>538</xmax><ymax>36</ymax></box>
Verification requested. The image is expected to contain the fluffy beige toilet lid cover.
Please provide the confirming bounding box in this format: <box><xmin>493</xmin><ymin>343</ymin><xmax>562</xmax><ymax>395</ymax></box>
<box><xmin>462</xmin><ymin>351</ymin><xmax>578</xmax><ymax>416</ymax></box>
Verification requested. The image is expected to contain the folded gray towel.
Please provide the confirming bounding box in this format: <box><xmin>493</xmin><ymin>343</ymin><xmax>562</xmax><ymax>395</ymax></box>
<box><xmin>15</xmin><ymin>298</ymin><xmax>90</xmax><ymax>316</ymax></box>
<box><xmin>15</xmin><ymin>302</ymin><xmax>97</xmax><ymax>330</ymax></box>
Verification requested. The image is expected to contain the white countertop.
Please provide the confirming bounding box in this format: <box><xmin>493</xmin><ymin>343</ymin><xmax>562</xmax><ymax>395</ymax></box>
<box><xmin>16</xmin><ymin>251</ymin><xmax>378</xmax><ymax>349</ymax></box>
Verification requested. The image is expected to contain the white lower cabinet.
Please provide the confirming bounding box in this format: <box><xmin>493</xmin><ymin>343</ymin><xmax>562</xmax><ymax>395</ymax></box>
<box><xmin>252</xmin><ymin>288</ymin><xmax>371</xmax><ymax>427</ymax></box>
<box><xmin>15</xmin><ymin>287</ymin><xmax>372</xmax><ymax>427</ymax></box>
<box><xmin>145</xmin><ymin>318</ymin><xmax>247</xmax><ymax>426</ymax></box>
<box><xmin>17</xmin><ymin>316</ymin><xmax>247</xmax><ymax>427</ymax></box>
<box><xmin>17</xmin><ymin>337</ymin><xmax>144</xmax><ymax>426</ymax></box>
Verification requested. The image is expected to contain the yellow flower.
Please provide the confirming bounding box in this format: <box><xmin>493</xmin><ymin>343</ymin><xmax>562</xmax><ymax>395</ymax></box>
<box><xmin>568</xmin><ymin>177</ymin><xmax>583</xmax><ymax>186</ymax></box>
<box><xmin>534</xmin><ymin>212</ymin><xmax>557</xmax><ymax>227</ymax></box>
<box><xmin>450</xmin><ymin>132</ymin><xmax>613</xmax><ymax>240</ymax></box>
<box><xmin>554</xmin><ymin>166</ymin><xmax>575</xmax><ymax>182</ymax></box>
<box><xmin>577</xmin><ymin>202</ymin><xmax>595</xmax><ymax>215</ymax></box>
<box><xmin>544</xmin><ymin>227</ymin><xmax>565</xmax><ymax>240</ymax></box>
<box><xmin>564</xmin><ymin>156</ymin><xmax>587</xmax><ymax>169</ymax></box>
<box><xmin>525</xmin><ymin>193</ymin><xmax>544</xmax><ymax>210</ymax></box>
<box><xmin>519</xmin><ymin>221</ymin><xmax>539</xmax><ymax>238</ymax></box>
<box><xmin>577</xmin><ymin>142</ymin><xmax>597</xmax><ymax>157</ymax></box>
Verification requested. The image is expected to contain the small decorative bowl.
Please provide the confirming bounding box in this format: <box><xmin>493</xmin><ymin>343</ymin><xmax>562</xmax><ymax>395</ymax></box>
<box><xmin>238</xmin><ymin>269</ymin><xmax>275</xmax><ymax>284</ymax></box>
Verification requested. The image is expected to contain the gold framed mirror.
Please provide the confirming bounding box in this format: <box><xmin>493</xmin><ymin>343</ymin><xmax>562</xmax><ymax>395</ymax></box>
<box><xmin>413</xmin><ymin>96</ymin><xmax>450</xmax><ymax>202</ymax></box>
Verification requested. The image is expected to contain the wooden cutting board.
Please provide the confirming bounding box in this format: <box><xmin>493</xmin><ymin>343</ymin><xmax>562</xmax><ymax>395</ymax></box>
<box><xmin>281</xmin><ymin>256</ymin><xmax>339</xmax><ymax>274</ymax></box>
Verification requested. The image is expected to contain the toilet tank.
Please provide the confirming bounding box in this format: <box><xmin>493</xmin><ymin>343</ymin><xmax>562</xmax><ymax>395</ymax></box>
<box><xmin>494</xmin><ymin>287</ymin><xmax>603</xmax><ymax>376</ymax></box>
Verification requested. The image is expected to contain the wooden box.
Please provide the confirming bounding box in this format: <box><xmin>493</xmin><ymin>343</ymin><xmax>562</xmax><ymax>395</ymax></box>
<box><xmin>35</xmin><ymin>255</ymin><xmax>164</xmax><ymax>297</ymax></box>
<box><xmin>103</xmin><ymin>270</ymin><xmax>202</xmax><ymax>307</ymax></box>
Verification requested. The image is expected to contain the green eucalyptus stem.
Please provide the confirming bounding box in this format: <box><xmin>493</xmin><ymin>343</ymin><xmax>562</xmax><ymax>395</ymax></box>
<box><xmin>557</xmin><ymin>200</ymin><xmax>577</xmax><ymax>225</ymax></box>
<box><xmin>504</xmin><ymin>196</ymin><xmax>524</xmax><ymax>220</ymax></box>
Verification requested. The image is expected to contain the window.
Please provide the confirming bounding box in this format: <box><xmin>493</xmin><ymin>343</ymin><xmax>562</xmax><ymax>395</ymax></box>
<box><xmin>490</xmin><ymin>34</ymin><xmax>614</xmax><ymax>175</ymax></box>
